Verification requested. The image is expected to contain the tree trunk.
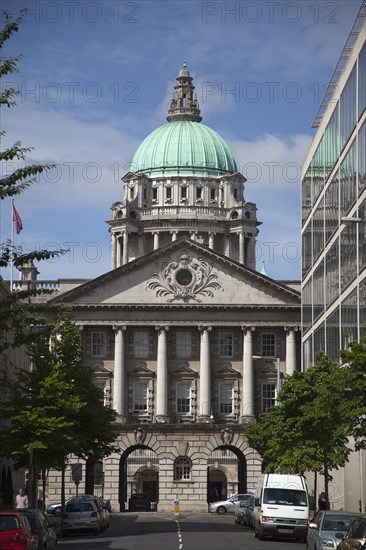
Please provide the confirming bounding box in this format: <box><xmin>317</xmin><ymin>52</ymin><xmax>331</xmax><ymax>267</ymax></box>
<box><xmin>41</xmin><ymin>469</ymin><xmax>47</xmax><ymax>512</ymax></box>
<box><xmin>324</xmin><ymin>452</ymin><xmax>330</xmax><ymax>509</ymax></box>
<box><xmin>61</xmin><ymin>466</ymin><xmax>65</xmax><ymax>514</ymax></box>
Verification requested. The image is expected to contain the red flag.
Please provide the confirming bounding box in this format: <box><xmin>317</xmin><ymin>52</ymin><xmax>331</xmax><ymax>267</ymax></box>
<box><xmin>12</xmin><ymin>200</ymin><xmax>23</xmax><ymax>234</ymax></box>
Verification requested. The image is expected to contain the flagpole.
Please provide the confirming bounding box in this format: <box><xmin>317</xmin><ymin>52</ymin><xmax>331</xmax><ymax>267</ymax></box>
<box><xmin>10</xmin><ymin>200</ymin><xmax>14</xmax><ymax>292</ymax></box>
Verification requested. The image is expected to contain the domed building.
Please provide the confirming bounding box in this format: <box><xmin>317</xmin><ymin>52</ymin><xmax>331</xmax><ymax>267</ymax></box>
<box><xmin>44</xmin><ymin>64</ymin><xmax>301</xmax><ymax>512</ymax></box>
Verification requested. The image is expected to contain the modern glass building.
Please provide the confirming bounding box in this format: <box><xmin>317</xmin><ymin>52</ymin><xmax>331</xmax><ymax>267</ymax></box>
<box><xmin>302</xmin><ymin>2</ymin><xmax>366</xmax><ymax>368</ymax></box>
<box><xmin>301</xmin><ymin>1</ymin><xmax>366</xmax><ymax>512</ymax></box>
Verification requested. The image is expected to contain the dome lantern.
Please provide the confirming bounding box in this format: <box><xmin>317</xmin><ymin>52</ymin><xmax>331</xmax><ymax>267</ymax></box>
<box><xmin>167</xmin><ymin>62</ymin><xmax>202</xmax><ymax>123</ymax></box>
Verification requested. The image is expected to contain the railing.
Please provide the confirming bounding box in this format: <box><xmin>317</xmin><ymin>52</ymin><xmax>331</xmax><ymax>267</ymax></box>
<box><xmin>12</xmin><ymin>280</ymin><xmax>60</xmax><ymax>292</ymax></box>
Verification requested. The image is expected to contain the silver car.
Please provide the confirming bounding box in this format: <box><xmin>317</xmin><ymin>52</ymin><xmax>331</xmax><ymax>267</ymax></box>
<box><xmin>307</xmin><ymin>510</ymin><xmax>366</xmax><ymax>550</ymax></box>
<box><xmin>209</xmin><ymin>494</ymin><xmax>253</xmax><ymax>515</ymax></box>
<box><xmin>61</xmin><ymin>499</ymin><xmax>102</xmax><ymax>536</ymax></box>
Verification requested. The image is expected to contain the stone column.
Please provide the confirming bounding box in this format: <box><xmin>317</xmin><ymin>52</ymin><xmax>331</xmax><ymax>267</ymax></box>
<box><xmin>171</xmin><ymin>231</ymin><xmax>178</xmax><ymax>242</ymax></box>
<box><xmin>113</xmin><ymin>325</ymin><xmax>126</xmax><ymax>420</ymax></box>
<box><xmin>224</xmin><ymin>234</ymin><xmax>230</xmax><ymax>257</ymax></box>
<box><xmin>208</xmin><ymin>232</ymin><xmax>214</xmax><ymax>250</ymax></box>
<box><xmin>241</xmin><ymin>326</ymin><xmax>255</xmax><ymax>420</ymax></box>
<box><xmin>153</xmin><ymin>232</ymin><xmax>160</xmax><ymax>250</ymax></box>
<box><xmin>122</xmin><ymin>231</ymin><xmax>129</xmax><ymax>265</ymax></box>
<box><xmin>111</xmin><ymin>233</ymin><xmax>117</xmax><ymax>270</ymax></box>
<box><xmin>198</xmin><ymin>325</ymin><xmax>212</xmax><ymax>421</ymax></box>
<box><xmin>155</xmin><ymin>325</ymin><xmax>169</xmax><ymax>421</ymax></box>
<box><xmin>247</xmin><ymin>235</ymin><xmax>256</xmax><ymax>270</ymax></box>
<box><xmin>116</xmin><ymin>234</ymin><xmax>121</xmax><ymax>268</ymax></box>
<box><xmin>285</xmin><ymin>327</ymin><xmax>297</xmax><ymax>376</ymax></box>
<box><xmin>239</xmin><ymin>232</ymin><xmax>244</xmax><ymax>264</ymax></box>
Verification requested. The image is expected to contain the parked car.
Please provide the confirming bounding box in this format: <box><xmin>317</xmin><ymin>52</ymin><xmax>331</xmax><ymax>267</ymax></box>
<box><xmin>16</xmin><ymin>509</ymin><xmax>58</xmax><ymax>550</ymax></box>
<box><xmin>70</xmin><ymin>495</ymin><xmax>109</xmax><ymax>530</ymax></box>
<box><xmin>128</xmin><ymin>493</ymin><xmax>151</xmax><ymax>511</ymax></box>
<box><xmin>307</xmin><ymin>510</ymin><xmax>366</xmax><ymax>550</ymax></box>
<box><xmin>46</xmin><ymin>498</ymin><xmax>74</xmax><ymax>517</ymax></box>
<box><xmin>209</xmin><ymin>494</ymin><xmax>253</xmax><ymax>515</ymax></box>
<box><xmin>61</xmin><ymin>499</ymin><xmax>102</xmax><ymax>536</ymax></box>
<box><xmin>241</xmin><ymin>494</ymin><xmax>255</xmax><ymax>527</ymax></box>
<box><xmin>0</xmin><ymin>511</ymin><xmax>33</xmax><ymax>549</ymax></box>
<box><xmin>338</xmin><ymin>516</ymin><xmax>366</xmax><ymax>550</ymax></box>
<box><xmin>234</xmin><ymin>500</ymin><xmax>248</xmax><ymax>525</ymax></box>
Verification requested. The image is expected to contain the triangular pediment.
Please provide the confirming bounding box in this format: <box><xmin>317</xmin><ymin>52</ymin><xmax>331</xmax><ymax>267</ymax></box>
<box><xmin>51</xmin><ymin>238</ymin><xmax>300</xmax><ymax>309</ymax></box>
<box><xmin>131</xmin><ymin>363</ymin><xmax>155</xmax><ymax>376</ymax></box>
<box><xmin>90</xmin><ymin>363</ymin><xmax>111</xmax><ymax>375</ymax></box>
<box><xmin>216</xmin><ymin>364</ymin><xmax>241</xmax><ymax>377</ymax></box>
<box><xmin>172</xmin><ymin>364</ymin><xmax>198</xmax><ymax>376</ymax></box>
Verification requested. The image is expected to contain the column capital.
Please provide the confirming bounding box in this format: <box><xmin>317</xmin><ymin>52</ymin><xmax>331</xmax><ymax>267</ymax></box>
<box><xmin>198</xmin><ymin>325</ymin><xmax>212</xmax><ymax>333</ymax></box>
<box><xmin>155</xmin><ymin>324</ymin><xmax>169</xmax><ymax>333</ymax></box>
<box><xmin>241</xmin><ymin>325</ymin><xmax>256</xmax><ymax>333</ymax></box>
<box><xmin>112</xmin><ymin>324</ymin><xmax>127</xmax><ymax>332</ymax></box>
<box><xmin>284</xmin><ymin>326</ymin><xmax>300</xmax><ymax>333</ymax></box>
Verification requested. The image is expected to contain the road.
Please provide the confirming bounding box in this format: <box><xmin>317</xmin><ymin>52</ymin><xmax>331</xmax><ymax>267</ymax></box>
<box><xmin>55</xmin><ymin>512</ymin><xmax>307</xmax><ymax>549</ymax></box>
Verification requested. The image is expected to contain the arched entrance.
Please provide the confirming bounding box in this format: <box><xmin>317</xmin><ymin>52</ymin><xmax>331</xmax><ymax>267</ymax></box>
<box><xmin>119</xmin><ymin>445</ymin><xmax>159</xmax><ymax>512</ymax></box>
<box><xmin>207</xmin><ymin>445</ymin><xmax>247</xmax><ymax>503</ymax></box>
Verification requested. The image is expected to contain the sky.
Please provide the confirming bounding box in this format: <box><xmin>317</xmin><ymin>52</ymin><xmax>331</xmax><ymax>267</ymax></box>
<box><xmin>0</xmin><ymin>0</ymin><xmax>362</xmax><ymax>282</ymax></box>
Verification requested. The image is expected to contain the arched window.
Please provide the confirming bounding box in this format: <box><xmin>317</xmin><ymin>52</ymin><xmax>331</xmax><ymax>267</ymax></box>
<box><xmin>174</xmin><ymin>457</ymin><xmax>191</xmax><ymax>480</ymax></box>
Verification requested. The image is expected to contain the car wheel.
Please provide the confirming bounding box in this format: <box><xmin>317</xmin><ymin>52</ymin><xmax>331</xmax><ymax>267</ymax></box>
<box><xmin>217</xmin><ymin>506</ymin><xmax>226</xmax><ymax>515</ymax></box>
<box><xmin>54</xmin><ymin>508</ymin><xmax>61</xmax><ymax>517</ymax></box>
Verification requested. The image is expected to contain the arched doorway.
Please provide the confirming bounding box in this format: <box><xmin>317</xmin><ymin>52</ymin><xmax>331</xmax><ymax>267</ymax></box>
<box><xmin>119</xmin><ymin>445</ymin><xmax>159</xmax><ymax>512</ymax></box>
<box><xmin>207</xmin><ymin>445</ymin><xmax>247</xmax><ymax>503</ymax></box>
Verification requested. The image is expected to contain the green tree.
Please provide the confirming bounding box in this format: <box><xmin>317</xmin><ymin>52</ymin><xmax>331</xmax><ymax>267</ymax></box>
<box><xmin>246</xmin><ymin>353</ymin><xmax>352</xmax><ymax>507</ymax></box>
<box><xmin>0</xmin><ymin>9</ymin><xmax>65</xmax><ymax>353</ymax></box>
<box><xmin>339</xmin><ymin>337</ymin><xmax>366</xmax><ymax>450</ymax></box>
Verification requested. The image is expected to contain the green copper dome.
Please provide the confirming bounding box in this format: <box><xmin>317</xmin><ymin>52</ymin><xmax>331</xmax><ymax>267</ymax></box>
<box><xmin>131</xmin><ymin>121</ymin><xmax>238</xmax><ymax>178</ymax></box>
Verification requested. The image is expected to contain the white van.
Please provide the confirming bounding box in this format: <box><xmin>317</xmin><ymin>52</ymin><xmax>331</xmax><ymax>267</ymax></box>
<box><xmin>253</xmin><ymin>473</ymin><xmax>309</xmax><ymax>542</ymax></box>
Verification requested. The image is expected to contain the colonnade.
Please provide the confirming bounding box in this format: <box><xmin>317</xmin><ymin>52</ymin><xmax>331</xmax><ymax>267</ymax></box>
<box><xmin>110</xmin><ymin>230</ymin><xmax>256</xmax><ymax>269</ymax></box>
<box><xmin>112</xmin><ymin>324</ymin><xmax>298</xmax><ymax>422</ymax></box>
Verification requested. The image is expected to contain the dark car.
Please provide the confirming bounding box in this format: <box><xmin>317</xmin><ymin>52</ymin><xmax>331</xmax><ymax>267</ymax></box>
<box><xmin>128</xmin><ymin>493</ymin><xmax>151</xmax><ymax>511</ymax></box>
<box><xmin>14</xmin><ymin>509</ymin><xmax>57</xmax><ymax>550</ymax></box>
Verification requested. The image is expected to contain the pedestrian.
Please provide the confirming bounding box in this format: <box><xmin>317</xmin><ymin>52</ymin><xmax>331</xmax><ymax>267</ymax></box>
<box><xmin>318</xmin><ymin>491</ymin><xmax>327</xmax><ymax>510</ymax></box>
<box><xmin>15</xmin><ymin>487</ymin><xmax>28</xmax><ymax>509</ymax></box>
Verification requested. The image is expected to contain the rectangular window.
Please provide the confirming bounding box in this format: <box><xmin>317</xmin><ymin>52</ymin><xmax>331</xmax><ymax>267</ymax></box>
<box><xmin>152</xmin><ymin>188</ymin><xmax>158</xmax><ymax>201</ymax></box>
<box><xmin>219</xmin><ymin>383</ymin><xmax>233</xmax><ymax>414</ymax></box>
<box><xmin>210</xmin><ymin>188</ymin><xmax>216</xmax><ymax>200</ymax></box>
<box><xmin>133</xmin><ymin>382</ymin><xmax>148</xmax><ymax>412</ymax></box>
<box><xmin>134</xmin><ymin>332</ymin><xmax>149</xmax><ymax>358</ymax></box>
<box><xmin>176</xmin><ymin>332</ymin><xmax>191</xmax><ymax>357</ymax></box>
<box><xmin>166</xmin><ymin>187</ymin><xmax>172</xmax><ymax>199</ymax></box>
<box><xmin>196</xmin><ymin>187</ymin><xmax>202</xmax><ymax>200</ymax></box>
<box><xmin>91</xmin><ymin>332</ymin><xmax>106</xmax><ymax>357</ymax></box>
<box><xmin>219</xmin><ymin>333</ymin><xmax>233</xmax><ymax>357</ymax></box>
<box><xmin>176</xmin><ymin>383</ymin><xmax>191</xmax><ymax>414</ymax></box>
<box><xmin>181</xmin><ymin>187</ymin><xmax>187</xmax><ymax>199</ymax></box>
<box><xmin>261</xmin><ymin>333</ymin><xmax>276</xmax><ymax>357</ymax></box>
<box><xmin>233</xmin><ymin>188</ymin><xmax>238</xmax><ymax>200</ymax></box>
<box><xmin>262</xmin><ymin>383</ymin><xmax>276</xmax><ymax>413</ymax></box>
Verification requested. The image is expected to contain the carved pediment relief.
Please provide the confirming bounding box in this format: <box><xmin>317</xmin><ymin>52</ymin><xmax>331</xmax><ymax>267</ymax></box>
<box><xmin>146</xmin><ymin>250</ymin><xmax>222</xmax><ymax>303</ymax></box>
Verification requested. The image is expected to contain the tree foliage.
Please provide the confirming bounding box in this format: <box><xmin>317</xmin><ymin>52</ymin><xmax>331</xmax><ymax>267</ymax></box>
<box><xmin>246</xmin><ymin>353</ymin><xmax>352</xmax><ymax>505</ymax></box>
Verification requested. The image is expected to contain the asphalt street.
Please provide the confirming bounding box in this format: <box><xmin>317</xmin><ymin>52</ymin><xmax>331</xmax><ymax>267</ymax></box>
<box><xmin>53</xmin><ymin>512</ymin><xmax>307</xmax><ymax>550</ymax></box>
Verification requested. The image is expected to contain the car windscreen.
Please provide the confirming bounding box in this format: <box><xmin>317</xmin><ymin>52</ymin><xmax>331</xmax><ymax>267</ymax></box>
<box><xmin>66</xmin><ymin>502</ymin><xmax>94</xmax><ymax>512</ymax></box>
<box><xmin>263</xmin><ymin>488</ymin><xmax>307</xmax><ymax>506</ymax></box>
<box><xmin>323</xmin><ymin>515</ymin><xmax>355</xmax><ymax>531</ymax></box>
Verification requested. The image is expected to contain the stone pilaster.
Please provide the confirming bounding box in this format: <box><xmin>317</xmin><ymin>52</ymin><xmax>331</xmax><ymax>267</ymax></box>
<box><xmin>122</xmin><ymin>231</ymin><xmax>128</xmax><ymax>265</ymax></box>
<box><xmin>285</xmin><ymin>327</ymin><xmax>297</xmax><ymax>376</ymax></box>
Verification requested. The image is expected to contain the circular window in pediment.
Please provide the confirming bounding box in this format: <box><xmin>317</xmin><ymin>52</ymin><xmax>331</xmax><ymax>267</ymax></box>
<box><xmin>176</xmin><ymin>268</ymin><xmax>193</xmax><ymax>286</ymax></box>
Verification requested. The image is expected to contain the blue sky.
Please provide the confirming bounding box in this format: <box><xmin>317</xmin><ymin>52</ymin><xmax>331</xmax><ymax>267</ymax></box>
<box><xmin>0</xmin><ymin>0</ymin><xmax>362</xmax><ymax>282</ymax></box>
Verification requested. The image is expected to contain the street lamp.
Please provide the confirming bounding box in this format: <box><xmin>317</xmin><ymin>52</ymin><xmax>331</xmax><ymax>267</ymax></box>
<box><xmin>252</xmin><ymin>355</ymin><xmax>281</xmax><ymax>403</ymax></box>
